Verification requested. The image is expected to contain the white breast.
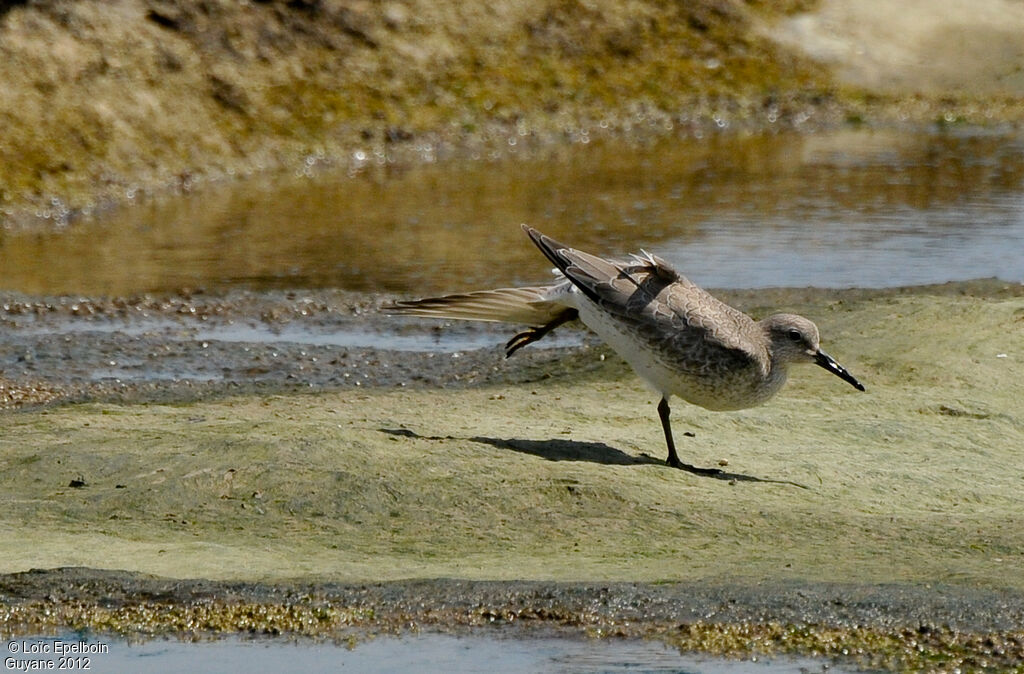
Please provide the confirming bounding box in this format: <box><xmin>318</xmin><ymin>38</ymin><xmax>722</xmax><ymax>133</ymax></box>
<box><xmin>558</xmin><ymin>285</ymin><xmax>786</xmax><ymax>411</ymax></box>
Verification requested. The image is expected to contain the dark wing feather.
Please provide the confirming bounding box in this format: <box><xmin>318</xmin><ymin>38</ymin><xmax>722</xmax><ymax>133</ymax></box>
<box><xmin>522</xmin><ymin>225</ymin><xmax>767</xmax><ymax>373</ymax></box>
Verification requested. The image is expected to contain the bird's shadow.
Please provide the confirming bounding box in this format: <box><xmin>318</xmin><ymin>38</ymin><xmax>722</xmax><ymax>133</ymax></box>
<box><xmin>379</xmin><ymin>428</ymin><xmax>808</xmax><ymax>488</ymax></box>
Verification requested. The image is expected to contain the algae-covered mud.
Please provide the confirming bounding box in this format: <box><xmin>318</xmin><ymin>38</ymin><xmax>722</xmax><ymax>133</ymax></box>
<box><xmin>2</xmin><ymin>282</ymin><xmax>1024</xmax><ymax>670</ymax></box>
<box><xmin>2</xmin><ymin>285</ymin><xmax>1022</xmax><ymax>585</ymax></box>
<box><xmin>3</xmin><ymin>572</ymin><xmax>1024</xmax><ymax>672</ymax></box>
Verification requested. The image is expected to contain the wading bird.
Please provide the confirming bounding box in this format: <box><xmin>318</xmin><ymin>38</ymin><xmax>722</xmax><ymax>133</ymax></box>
<box><xmin>389</xmin><ymin>225</ymin><xmax>865</xmax><ymax>475</ymax></box>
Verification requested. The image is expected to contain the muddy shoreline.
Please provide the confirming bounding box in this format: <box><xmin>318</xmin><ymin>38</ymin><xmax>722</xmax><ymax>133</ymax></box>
<box><xmin>3</xmin><ymin>279</ymin><xmax>1020</xmax><ymax>408</ymax></box>
<box><xmin>7</xmin><ymin>567</ymin><xmax>1024</xmax><ymax>634</ymax></box>
<box><xmin>2</xmin><ymin>281</ymin><xmax>1024</xmax><ymax>671</ymax></box>
<box><xmin>3</xmin><ymin>569</ymin><xmax>1024</xmax><ymax>670</ymax></box>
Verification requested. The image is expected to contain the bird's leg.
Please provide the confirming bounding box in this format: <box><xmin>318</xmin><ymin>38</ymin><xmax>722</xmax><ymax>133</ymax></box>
<box><xmin>658</xmin><ymin>397</ymin><xmax>722</xmax><ymax>476</ymax></box>
<box><xmin>505</xmin><ymin>309</ymin><xmax>579</xmax><ymax>357</ymax></box>
<box><xmin>658</xmin><ymin>397</ymin><xmax>683</xmax><ymax>467</ymax></box>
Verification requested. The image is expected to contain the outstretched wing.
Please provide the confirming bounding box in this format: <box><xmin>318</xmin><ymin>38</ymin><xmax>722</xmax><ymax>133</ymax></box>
<box><xmin>522</xmin><ymin>225</ymin><xmax>767</xmax><ymax>374</ymax></box>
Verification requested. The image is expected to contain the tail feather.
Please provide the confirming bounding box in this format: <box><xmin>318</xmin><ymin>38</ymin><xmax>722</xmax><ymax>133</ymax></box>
<box><xmin>385</xmin><ymin>286</ymin><xmax>566</xmax><ymax>326</ymax></box>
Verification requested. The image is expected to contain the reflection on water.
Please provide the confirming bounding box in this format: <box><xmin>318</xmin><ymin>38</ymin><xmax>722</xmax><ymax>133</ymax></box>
<box><xmin>2</xmin><ymin>128</ymin><xmax>1023</xmax><ymax>295</ymax></box>
<box><xmin>10</xmin><ymin>634</ymin><xmax>857</xmax><ymax>674</ymax></box>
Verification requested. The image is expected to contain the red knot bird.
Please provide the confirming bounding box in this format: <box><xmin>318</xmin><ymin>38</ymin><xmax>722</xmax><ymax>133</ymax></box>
<box><xmin>389</xmin><ymin>225</ymin><xmax>865</xmax><ymax>475</ymax></box>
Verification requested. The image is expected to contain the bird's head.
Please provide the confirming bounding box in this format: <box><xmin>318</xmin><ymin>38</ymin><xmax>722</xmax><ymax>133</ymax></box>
<box><xmin>762</xmin><ymin>313</ymin><xmax>865</xmax><ymax>391</ymax></box>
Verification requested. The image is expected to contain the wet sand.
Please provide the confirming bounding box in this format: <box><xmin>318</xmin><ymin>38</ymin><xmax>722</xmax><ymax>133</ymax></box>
<box><xmin>2</xmin><ymin>281</ymin><xmax>1023</xmax><ymax>669</ymax></box>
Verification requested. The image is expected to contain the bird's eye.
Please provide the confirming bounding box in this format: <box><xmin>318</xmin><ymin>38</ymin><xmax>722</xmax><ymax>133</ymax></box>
<box><xmin>787</xmin><ymin>329</ymin><xmax>802</xmax><ymax>343</ymax></box>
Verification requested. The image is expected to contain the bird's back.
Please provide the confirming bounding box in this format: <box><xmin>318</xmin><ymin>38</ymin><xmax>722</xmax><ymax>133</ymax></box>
<box><xmin>524</xmin><ymin>228</ymin><xmax>774</xmax><ymax>408</ymax></box>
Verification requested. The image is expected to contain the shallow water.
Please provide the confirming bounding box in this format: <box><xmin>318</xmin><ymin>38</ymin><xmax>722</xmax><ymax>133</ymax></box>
<box><xmin>2</xmin><ymin>128</ymin><xmax>1023</xmax><ymax>296</ymax></box>
<box><xmin>13</xmin><ymin>315</ymin><xmax>549</xmax><ymax>353</ymax></box>
<box><xmin>6</xmin><ymin>634</ymin><xmax>858</xmax><ymax>674</ymax></box>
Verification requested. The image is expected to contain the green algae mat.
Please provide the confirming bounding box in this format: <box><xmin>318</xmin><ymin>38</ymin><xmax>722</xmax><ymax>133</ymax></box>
<box><xmin>1</xmin><ymin>290</ymin><xmax>1021</xmax><ymax>588</ymax></box>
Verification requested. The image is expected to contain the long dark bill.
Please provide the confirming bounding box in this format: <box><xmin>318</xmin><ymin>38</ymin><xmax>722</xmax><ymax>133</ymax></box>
<box><xmin>814</xmin><ymin>350</ymin><xmax>866</xmax><ymax>391</ymax></box>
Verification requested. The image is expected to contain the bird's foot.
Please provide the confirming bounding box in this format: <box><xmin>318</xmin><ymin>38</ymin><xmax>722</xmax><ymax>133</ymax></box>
<box><xmin>666</xmin><ymin>457</ymin><xmax>723</xmax><ymax>476</ymax></box>
<box><xmin>505</xmin><ymin>328</ymin><xmax>543</xmax><ymax>357</ymax></box>
<box><xmin>505</xmin><ymin>309</ymin><xmax>579</xmax><ymax>357</ymax></box>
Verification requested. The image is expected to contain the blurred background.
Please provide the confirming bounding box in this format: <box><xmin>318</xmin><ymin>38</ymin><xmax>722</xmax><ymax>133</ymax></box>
<box><xmin>1</xmin><ymin>0</ymin><xmax>1023</xmax><ymax>295</ymax></box>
